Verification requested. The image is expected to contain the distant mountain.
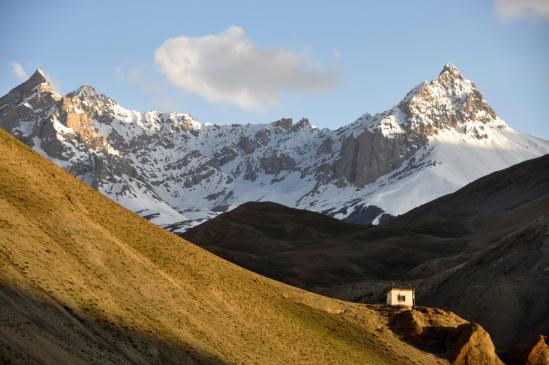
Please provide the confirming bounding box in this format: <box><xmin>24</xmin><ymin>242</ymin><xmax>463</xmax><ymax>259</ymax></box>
<box><xmin>0</xmin><ymin>127</ymin><xmax>510</xmax><ymax>364</ymax></box>
<box><xmin>1</xmin><ymin>65</ymin><xmax>548</xmax><ymax>231</ymax></box>
<box><xmin>183</xmin><ymin>154</ymin><xmax>549</xmax><ymax>356</ymax></box>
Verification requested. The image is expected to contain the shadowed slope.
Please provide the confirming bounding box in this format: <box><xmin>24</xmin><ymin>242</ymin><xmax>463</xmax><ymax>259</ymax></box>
<box><xmin>0</xmin><ymin>127</ymin><xmax>457</xmax><ymax>364</ymax></box>
<box><xmin>183</xmin><ymin>155</ymin><xmax>549</xmax><ymax>354</ymax></box>
<box><xmin>183</xmin><ymin>202</ymin><xmax>464</xmax><ymax>290</ymax></box>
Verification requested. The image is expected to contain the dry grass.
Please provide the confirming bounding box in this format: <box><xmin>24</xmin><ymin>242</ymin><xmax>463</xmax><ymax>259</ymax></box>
<box><xmin>0</xmin><ymin>128</ymin><xmax>445</xmax><ymax>364</ymax></box>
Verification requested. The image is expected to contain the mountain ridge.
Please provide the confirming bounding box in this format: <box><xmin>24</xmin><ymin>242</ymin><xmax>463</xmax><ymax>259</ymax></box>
<box><xmin>1</xmin><ymin>65</ymin><xmax>548</xmax><ymax>232</ymax></box>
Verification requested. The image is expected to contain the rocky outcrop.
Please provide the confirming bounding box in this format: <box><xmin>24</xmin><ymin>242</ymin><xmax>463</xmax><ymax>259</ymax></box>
<box><xmin>507</xmin><ymin>336</ymin><xmax>549</xmax><ymax>365</ymax></box>
<box><xmin>446</xmin><ymin>323</ymin><xmax>505</xmax><ymax>365</ymax></box>
<box><xmin>333</xmin><ymin>129</ymin><xmax>425</xmax><ymax>187</ymax></box>
<box><xmin>521</xmin><ymin>336</ymin><xmax>549</xmax><ymax>365</ymax></box>
<box><xmin>260</xmin><ymin>152</ymin><xmax>296</xmax><ymax>175</ymax></box>
<box><xmin>274</xmin><ymin>118</ymin><xmax>293</xmax><ymax>130</ymax></box>
<box><xmin>316</xmin><ymin>137</ymin><xmax>333</xmax><ymax>156</ymax></box>
<box><xmin>237</xmin><ymin>136</ymin><xmax>255</xmax><ymax>154</ymax></box>
<box><xmin>391</xmin><ymin>308</ymin><xmax>504</xmax><ymax>365</ymax></box>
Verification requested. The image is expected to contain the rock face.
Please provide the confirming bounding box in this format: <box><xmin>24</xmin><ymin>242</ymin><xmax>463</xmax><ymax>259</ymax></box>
<box><xmin>521</xmin><ymin>336</ymin><xmax>549</xmax><ymax>365</ymax></box>
<box><xmin>1</xmin><ymin>65</ymin><xmax>548</xmax><ymax>231</ymax></box>
<box><xmin>390</xmin><ymin>307</ymin><xmax>504</xmax><ymax>365</ymax></box>
<box><xmin>446</xmin><ymin>323</ymin><xmax>504</xmax><ymax>365</ymax></box>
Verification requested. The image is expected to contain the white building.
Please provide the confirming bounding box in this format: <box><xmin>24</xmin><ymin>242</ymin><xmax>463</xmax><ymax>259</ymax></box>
<box><xmin>386</xmin><ymin>287</ymin><xmax>415</xmax><ymax>307</ymax></box>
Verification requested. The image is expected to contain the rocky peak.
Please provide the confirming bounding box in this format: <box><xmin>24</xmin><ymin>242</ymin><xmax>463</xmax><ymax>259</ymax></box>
<box><xmin>291</xmin><ymin>118</ymin><xmax>311</xmax><ymax>132</ymax></box>
<box><xmin>0</xmin><ymin>68</ymin><xmax>57</xmax><ymax>106</ymax></box>
<box><xmin>438</xmin><ymin>63</ymin><xmax>463</xmax><ymax>78</ymax></box>
<box><xmin>27</xmin><ymin>68</ymin><xmax>49</xmax><ymax>88</ymax></box>
<box><xmin>66</xmin><ymin>84</ymin><xmax>107</xmax><ymax>105</ymax></box>
<box><xmin>73</xmin><ymin>84</ymin><xmax>98</xmax><ymax>98</ymax></box>
<box><xmin>161</xmin><ymin>112</ymin><xmax>202</xmax><ymax>132</ymax></box>
<box><xmin>63</xmin><ymin>84</ymin><xmax>118</xmax><ymax>115</ymax></box>
<box><xmin>274</xmin><ymin>118</ymin><xmax>293</xmax><ymax>130</ymax></box>
<box><xmin>395</xmin><ymin>63</ymin><xmax>498</xmax><ymax>134</ymax></box>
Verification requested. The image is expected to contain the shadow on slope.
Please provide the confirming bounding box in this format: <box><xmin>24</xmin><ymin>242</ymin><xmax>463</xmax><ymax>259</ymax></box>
<box><xmin>182</xmin><ymin>202</ymin><xmax>465</xmax><ymax>290</ymax></box>
<box><xmin>183</xmin><ymin>155</ymin><xmax>549</xmax><ymax>356</ymax></box>
<box><xmin>0</xmin><ymin>283</ymin><xmax>222</xmax><ymax>365</ymax></box>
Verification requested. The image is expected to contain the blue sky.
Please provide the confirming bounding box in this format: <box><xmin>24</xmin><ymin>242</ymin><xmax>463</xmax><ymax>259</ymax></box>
<box><xmin>1</xmin><ymin>0</ymin><xmax>548</xmax><ymax>138</ymax></box>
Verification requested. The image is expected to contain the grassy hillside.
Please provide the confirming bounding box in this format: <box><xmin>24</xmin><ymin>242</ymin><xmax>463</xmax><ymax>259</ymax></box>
<box><xmin>0</xmin><ymin>127</ymin><xmax>452</xmax><ymax>364</ymax></box>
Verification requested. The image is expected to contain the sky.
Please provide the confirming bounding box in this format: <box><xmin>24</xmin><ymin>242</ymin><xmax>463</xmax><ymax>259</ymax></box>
<box><xmin>1</xmin><ymin>0</ymin><xmax>548</xmax><ymax>138</ymax></box>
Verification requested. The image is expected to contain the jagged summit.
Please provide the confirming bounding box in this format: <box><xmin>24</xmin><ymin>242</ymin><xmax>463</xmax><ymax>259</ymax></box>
<box><xmin>31</xmin><ymin>67</ymin><xmax>48</xmax><ymax>83</ymax></box>
<box><xmin>0</xmin><ymin>68</ymin><xmax>54</xmax><ymax>106</ymax></box>
<box><xmin>73</xmin><ymin>84</ymin><xmax>97</xmax><ymax>96</ymax></box>
<box><xmin>66</xmin><ymin>84</ymin><xmax>115</xmax><ymax>103</ymax></box>
<box><xmin>0</xmin><ymin>68</ymin><xmax>60</xmax><ymax>119</ymax></box>
<box><xmin>22</xmin><ymin>68</ymin><xmax>57</xmax><ymax>95</ymax></box>
<box><xmin>439</xmin><ymin>63</ymin><xmax>461</xmax><ymax>75</ymax></box>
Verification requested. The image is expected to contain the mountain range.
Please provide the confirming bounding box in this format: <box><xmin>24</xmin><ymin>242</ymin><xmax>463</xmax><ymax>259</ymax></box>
<box><xmin>1</xmin><ymin>65</ymin><xmax>548</xmax><ymax>231</ymax></box>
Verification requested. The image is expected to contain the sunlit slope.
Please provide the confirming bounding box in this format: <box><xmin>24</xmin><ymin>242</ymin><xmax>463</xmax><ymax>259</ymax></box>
<box><xmin>0</xmin><ymin>127</ymin><xmax>445</xmax><ymax>364</ymax></box>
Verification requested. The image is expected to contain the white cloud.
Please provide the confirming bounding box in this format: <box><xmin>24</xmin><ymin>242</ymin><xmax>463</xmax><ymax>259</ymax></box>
<box><xmin>495</xmin><ymin>0</ymin><xmax>549</xmax><ymax>20</ymax></box>
<box><xmin>9</xmin><ymin>61</ymin><xmax>28</xmax><ymax>80</ymax></box>
<box><xmin>154</xmin><ymin>26</ymin><xmax>338</xmax><ymax>111</ymax></box>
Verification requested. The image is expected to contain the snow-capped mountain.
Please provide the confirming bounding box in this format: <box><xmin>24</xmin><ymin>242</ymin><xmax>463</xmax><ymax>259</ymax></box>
<box><xmin>1</xmin><ymin>65</ymin><xmax>548</xmax><ymax>231</ymax></box>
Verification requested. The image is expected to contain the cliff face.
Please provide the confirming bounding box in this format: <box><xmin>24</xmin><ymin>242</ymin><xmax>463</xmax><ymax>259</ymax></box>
<box><xmin>1</xmin><ymin>66</ymin><xmax>548</xmax><ymax>231</ymax></box>
<box><xmin>333</xmin><ymin>64</ymin><xmax>498</xmax><ymax>188</ymax></box>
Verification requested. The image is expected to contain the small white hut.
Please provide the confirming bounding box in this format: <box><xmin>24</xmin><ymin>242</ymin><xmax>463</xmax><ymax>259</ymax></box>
<box><xmin>386</xmin><ymin>287</ymin><xmax>415</xmax><ymax>307</ymax></box>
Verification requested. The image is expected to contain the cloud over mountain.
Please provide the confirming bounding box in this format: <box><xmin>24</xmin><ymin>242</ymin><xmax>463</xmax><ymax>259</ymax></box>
<box><xmin>154</xmin><ymin>26</ymin><xmax>338</xmax><ymax>110</ymax></box>
<box><xmin>9</xmin><ymin>61</ymin><xmax>28</xmax><ymax>80</ymax></box>
<box><xmin>495</xmin><ymin>0</ymin><xmax>549</xmax><ymax>20</ymax></box>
